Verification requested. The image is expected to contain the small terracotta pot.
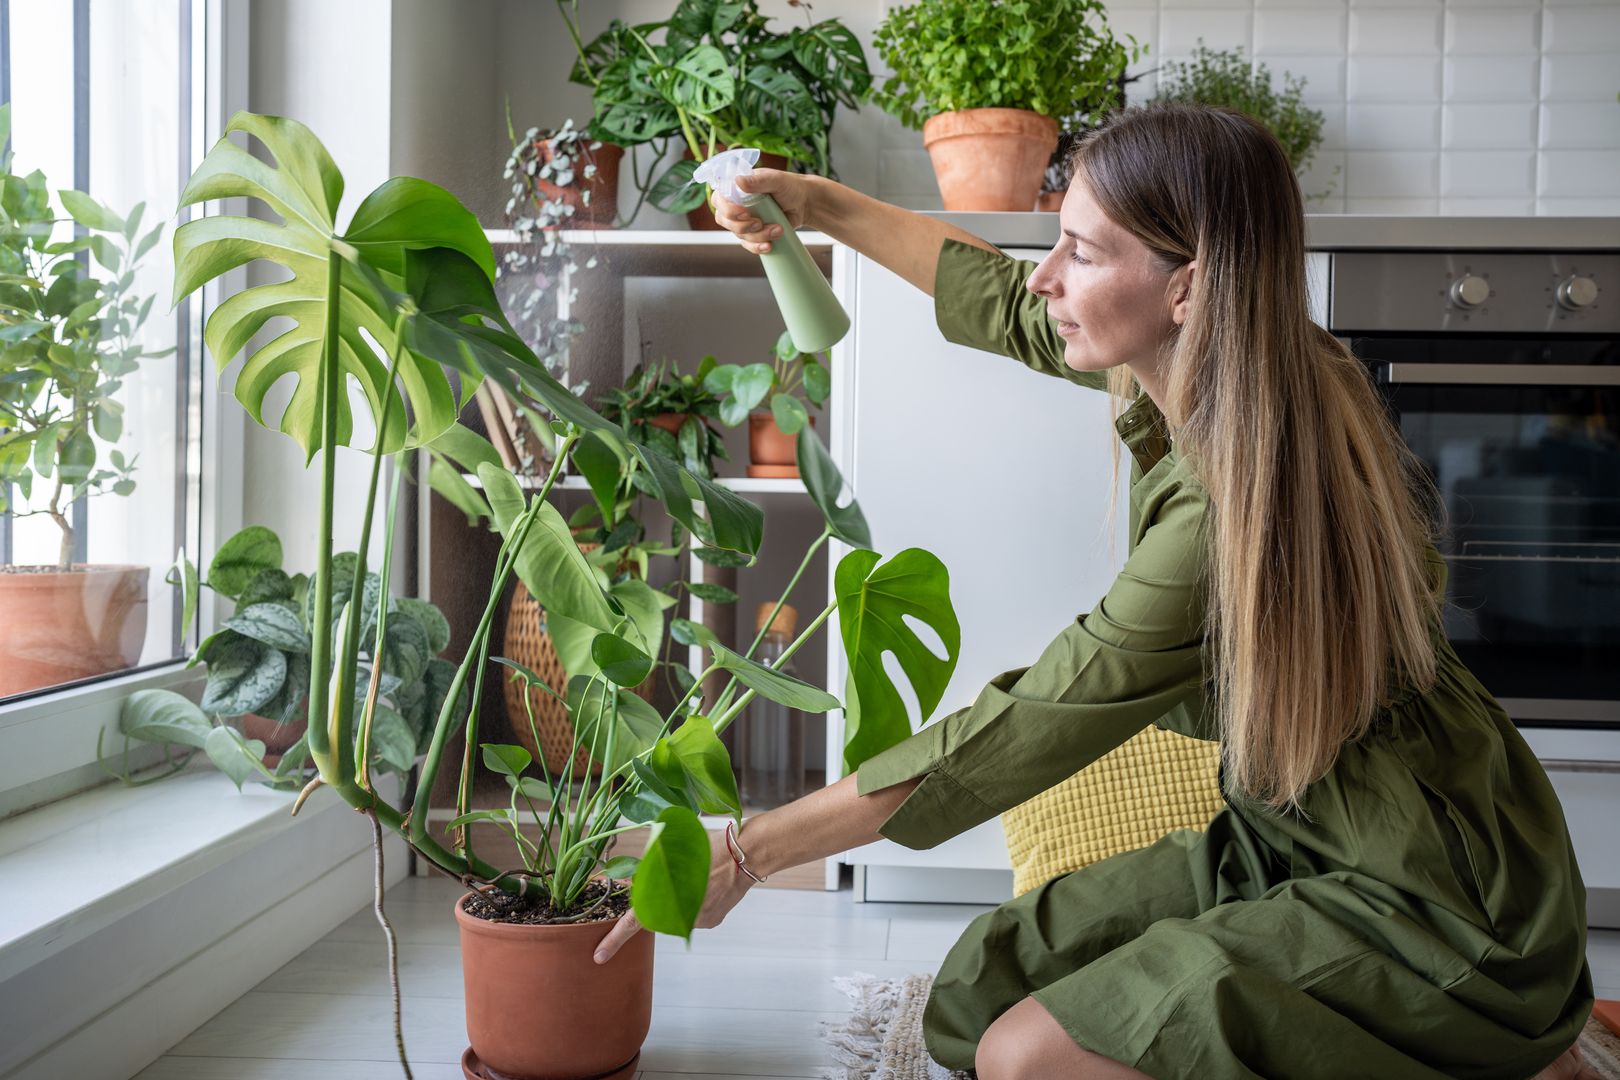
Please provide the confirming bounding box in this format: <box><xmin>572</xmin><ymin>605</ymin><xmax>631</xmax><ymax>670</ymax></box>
<box><xmin>645</xmin><ymin>412</ymin><xmax>690</xmax><ymax>436</ymax></box>
<box><xmin>747</xmin><ymin>410</ymin><xmax>816</xmax><ymax>478</ymax></box>
<box><xmin>237</xmin><ymin>709</ymin><xmax>308</xmax><ymax>769</ymax></box>
<box><xmin>531</xmin><ymin>138</ymin><xmax>624</xmax><ymax>229</ymax></box>
<box><xmin>457</xmin><ymin>886</ymin><xmax>653</xmax><ymax>1080</ymax></box>
<box><xmin>681</xmin><ymin>145</ymin><xmax>791</xmax><ymax>230</ymax></box>
<box><xmin>922</xmin><ymin>108</ymin><xmax>1060</xmax><ymax>212</ymax></box>
<box><xmin>0</xmin><ymin>565</ymin><xmax>148</xmax><ymax>697</ymax></box>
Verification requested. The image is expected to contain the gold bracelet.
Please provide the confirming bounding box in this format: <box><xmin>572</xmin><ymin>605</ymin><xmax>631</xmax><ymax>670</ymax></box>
<box><xmin>725</xmin><ymin>818</ymin><xmax>768</xmax><ymax>884</ymax></box>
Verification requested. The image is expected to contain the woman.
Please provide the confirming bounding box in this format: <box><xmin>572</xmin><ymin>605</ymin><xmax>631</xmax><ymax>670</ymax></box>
<box><xmin>592</xmin><ymin>104</ymin><xmax>1596</xmax><ymax>1080</ymax></box>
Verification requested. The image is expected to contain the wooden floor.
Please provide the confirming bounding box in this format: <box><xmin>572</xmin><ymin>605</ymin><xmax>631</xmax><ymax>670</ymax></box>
<box><xmin>135</xmin><ymin>874</ymin><xmax>1620</xmax><ymax>1080</ymax></box>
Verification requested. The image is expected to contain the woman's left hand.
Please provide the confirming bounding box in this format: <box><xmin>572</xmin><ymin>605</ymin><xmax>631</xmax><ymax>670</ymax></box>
<box><xmin>592</xmin><ymin>822</ymin><xmax>759</xmax><ymax>964</ymax></box>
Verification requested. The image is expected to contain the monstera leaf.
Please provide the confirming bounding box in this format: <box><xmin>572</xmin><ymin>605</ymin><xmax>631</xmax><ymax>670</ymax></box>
<box><xmin>835</xmin><ymin>548</ymin><xmax>961</xmax><ymax>772</ymax></box>
<box><xmin>171</xmin><ymin>112</ymin><xmax>494</xmax><ymax>461</ymax></box>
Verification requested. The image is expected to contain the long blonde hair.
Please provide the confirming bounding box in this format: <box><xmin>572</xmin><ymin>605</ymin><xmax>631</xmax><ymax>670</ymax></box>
<box><xmin>1071</xmin><ymin>104</ymin><xmax>1443</xmax><ymax>810</ymax></box>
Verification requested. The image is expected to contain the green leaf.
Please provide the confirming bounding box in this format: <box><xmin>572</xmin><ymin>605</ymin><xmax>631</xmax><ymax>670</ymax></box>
<box><xmin>631</xmin><ymin>442</ymin><xmax>762</xmax><ymax>556</ymax></box>
<box><xmin>58</xmin><ymin>188</ymin><xmax>123</xmax><ymax>231</ymax></box>
<box><xmin>835</xmin><ymin>548</ymin><xmax>961</xmax><ymax>773</ymax></box>
<box><xmin>481</xmin><ymin>742</ymin><xmax>532</xmax><ymax>777</ymax></box>
<box><xmin>445</xmin><ymin>807</ymin><xmax>521</xmax><ymax>832</ymax></box>
<box><xmin>711</xmin><ymin>642</ymin><xmax>838</xmax><ymax>713</ymax></box>
<box><xmin>592</xmin><ymin>632</ymin><xmax>653</xmax><ymax>687</ymax></box>
<box><xmin>798</xmin><ymin>426</ymin><xmax>870</xmax><ymax>548</ymax></box>
<box><xmin>365</xmin><ymin>704</ymin><xmax>418</xmax><ymax>774</ymax></box>
<box><xmin>225</xmin><ymin>602</ymin><xmax>311</xmax><ymax>652</ymax></box>
<box><xmin>396</xmin><ymin>597</ymin><xmax>451</xmax><ymax>654</ymax></box>
<box><xmin>424</xmin><ymin>421</ymin><xmax>501</xmax><ymax>472</ymax></box>
<box><xmin>630</xmin><ymin>805</ymin><xmax>710</xmax><ymax>940</ymax></box>
<box><xmin>572</xmin><ymin>430</ymin><xmax>623</xmax><ymax>529</ymax></box>
<box><xmin>731</xmin><ymin>363</ymin><xmax>774</xmax><ymax>411</ymax></box>
<box><xmin>692</xmin><ymin>545</ymin><xmax>752</xmax><ymax>568</ymax></box>
<box><xmin>119</xmin><ymin>689</ymin><xmax>211</xmax><ymax>749</ymax></box>
<box><xmin>478</xmin><ymin>462</ymin><xmax>620</xmax><ymax>633</ymax></box>
<box><xmin>209</xmin><ymin>526</ymin><xmax>283</xmax><ymax>599</ymax></box>
<box><xmin>609</xmin><ymin>577</ymin><xmax>668</xmax><ymax>657</ymax></box>
<box><xmin>603</xmin><ymin>855</ymin><xmax>640</xmax><ymax>880</ymax></box>
<box><xmin>687</xmin><ymin>582</ymin><xmax>738</xmax><ymax>604</ymax></box>
<box><xmin>205</xmin><ymin>725</ymin><xmax>270</xmax><ymax>790</ymax></box>
<box><xmin>802</xmin><ymin>359</ymin><xmax>831</xmax><ymax>404</ymax></box>
<box><xmin>669</xmin><ymin>617</ymin><xmax>719</xmax><ymax>650</ymax></box>
<box><xmin>666</xmin><ymin>714</ymin><xmax>741</xmax><ymax>815</ymax></box>
<box><xmin>199</xmin><ymin>636</ymin><xmax>289</xmax><ymax>716</ymax></box>
<box><xmin>57</xmin><ymin>428</ymin><xmax>95</xmax><ymax>485</ymax></box>
<box><xmin>167</xmin><ymin>550</ymin><xmax>201</xmax><ymax>642</ymax></box>
<box><xmin>662</xmin><ymin>44</ymin><xmax>736</xmax><ymax>114</ymax></box>
<box><xmin>648</xmin><ymin>158</ymin><xmax>705</xmax><ymax>215</ymax></box>
<box><xmin>769</xmin><ymin>393</ymin><xmax>807</xmax><ymax>436</ymax></box>
<box><xmin>238</xmin><ymin>568</ymin><xmax>295</xmax><ymax>607</ymax></box>
<box><xmin>427</xmin><ymin>455</ymin><xmax>492</xmax><ymax>527</ymax></box>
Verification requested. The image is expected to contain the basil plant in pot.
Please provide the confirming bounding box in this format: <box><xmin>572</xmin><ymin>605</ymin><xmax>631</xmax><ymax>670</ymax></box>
<box><xmin>559</xmin><ymin>0</ymin><xmax>872</xmax><ymax>227</ymax></box>
<box><xmin>170</xmin><ymin>111</ymin><xmax>962</xmax><ymax>1079</ymax></box>
<box><xmin>0</xmin><ymin>103</ymin><xmax>170</xmax><ymax>697</ymax></box>
<box><xmin>99</xmin><ymin>522</ymin><xmax>465</xmax><ymax>790</ymax></box>
<box><xmin>871</xmin><ymin>0</ymin><xmax>1143</xmax><ymax>211</ymax></box>
<box><xmin>705</xmin><ymin>329</ymin><xmax>830</xmax><ymax>478</ymax></box>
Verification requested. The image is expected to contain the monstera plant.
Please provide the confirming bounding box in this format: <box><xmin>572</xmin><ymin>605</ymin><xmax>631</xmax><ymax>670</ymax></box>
<box><xmin>169</xmin><ymin>111</ymin><xmax>961</xmax><ymax>1078</ymax></box>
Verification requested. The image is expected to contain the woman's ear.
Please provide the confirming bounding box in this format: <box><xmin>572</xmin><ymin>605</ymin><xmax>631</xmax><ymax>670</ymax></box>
<box><xmin>1170</xmin><ymin>260</ymin><xmax>1198</xmax><ymax>326</ymax></box>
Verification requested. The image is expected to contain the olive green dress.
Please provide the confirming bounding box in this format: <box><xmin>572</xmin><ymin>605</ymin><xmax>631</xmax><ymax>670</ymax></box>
<box><xmin>852</xmin><ymin>238</ymin><xmax>1594</xmax><ymax>1079</ymax></box>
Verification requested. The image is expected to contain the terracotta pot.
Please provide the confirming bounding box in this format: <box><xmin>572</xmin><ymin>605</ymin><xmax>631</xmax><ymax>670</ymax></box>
<box><xmin>457</xmin><ymin>886</ymin><xmax>653</xmax><ymax>1080</ymax></box>
<box><xmin>645</xmin><ymin>412</ymin><xmax>690</xmax><ymax>436</ymax></box>
<box><xmin>530</xmin><ymin>138</ymin><xmax>624</xmax><ymax>230</ymax></box>
<box><xmin>1036</xmin><ymin>189</ymin><xmax>1065</xmax><ymax>213</ymax></box>
<box><xmin>747</xmin><ymin>410</ymin><xmax>816</xmax><ymax>479</ymax></box>
<box><xmin>681</xmin><ymin>145</ymin><xmax>791</xmax><ymax>230</ymax></box>
<box><xmin>237</xmin><ymin>709</ymin><xmax>308</xmax><ymax>769</ymax></box>
<box><xmin>0</xmin><ymin>565</ymin><xmax>148</xmax><ymax>698</ymax></box>
<box><xmin>921</xmin><ymin>108</ymin><xmax>1059</xmax><ymax>212</ymax></box>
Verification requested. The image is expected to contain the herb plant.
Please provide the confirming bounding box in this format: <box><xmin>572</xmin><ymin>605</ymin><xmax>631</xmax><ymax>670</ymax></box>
<box><xmin>0</xmin><ymin>104</ymin><xmax>169</xmax><ymax>568</ymax></box>
<box><xmin>704</xmin><ymin>329</ymin><xmax>830</xmax><ymax>435</ymax></box>
<box><xmin>869</xmin><ymin>0</ymin><xmax>1141</xmax><ymax>131</ymax></box>
<box><xmin>559</xmin><ymin>0</ymin><xmax>872</xmax><ymax>216</ymax></box>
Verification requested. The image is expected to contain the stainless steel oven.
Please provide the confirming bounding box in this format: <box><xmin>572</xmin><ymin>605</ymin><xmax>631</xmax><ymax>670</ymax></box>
<box><xmin>1328</xmin><ymin>250</ymin><xmax>1620</xmax><ymax>730</ymax></box>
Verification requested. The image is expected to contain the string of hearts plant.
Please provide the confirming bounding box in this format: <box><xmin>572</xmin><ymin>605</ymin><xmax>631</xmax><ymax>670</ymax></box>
<box><xmin>170</xmin><ymin>111</ymin><xmax>962</xmax><ymax>1076</ymax></box>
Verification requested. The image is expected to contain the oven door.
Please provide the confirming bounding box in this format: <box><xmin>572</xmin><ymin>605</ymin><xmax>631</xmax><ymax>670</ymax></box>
<box><xmin>1347</xmin><ymin>335</ymin><xmax>1620</xmax><ymax>728</ymax></box>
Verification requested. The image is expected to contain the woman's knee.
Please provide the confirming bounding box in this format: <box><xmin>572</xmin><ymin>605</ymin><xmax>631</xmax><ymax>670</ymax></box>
<box><xmin>973</xmin><ymin>996</ymin><xmax>1145</xmax><ymax>1079</ymax></box>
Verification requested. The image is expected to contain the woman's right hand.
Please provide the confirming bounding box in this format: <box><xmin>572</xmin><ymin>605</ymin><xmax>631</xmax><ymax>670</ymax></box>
<box><xmin>712</xmin><ymin>169</ymin><xmax>815</xmax><ymax>255</ymax></box>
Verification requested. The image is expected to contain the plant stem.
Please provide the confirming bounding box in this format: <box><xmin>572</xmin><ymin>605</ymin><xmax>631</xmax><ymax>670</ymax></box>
<box><xmin>712</xmin><ymin>598</ymin><xmax>836</xmax><ymax>736</ymax></box>
<box><xmin>307</xmin><ymin>250</ymin><xmax>345</xmax><ymax>774</ymax></box>
<box><xmin>366</xmin><ymin>809</ymin><xmax>413</xmax><ymax>1080</ymax></box>
<box><xmin>711</xmin><ymin>526</ymin><xmax>830</xmax><ymax>715</ymax></box>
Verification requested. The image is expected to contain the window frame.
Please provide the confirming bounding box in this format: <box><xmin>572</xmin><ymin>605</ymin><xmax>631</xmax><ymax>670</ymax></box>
<box><xmin>0</xmin><ymin>0</ymin><xmax>248</xmax><ymax>813</ymax></box>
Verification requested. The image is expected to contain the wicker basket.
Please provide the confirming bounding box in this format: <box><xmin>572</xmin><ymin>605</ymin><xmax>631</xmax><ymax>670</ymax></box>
<box><xmin>500</xmin><ymin>543</ymin><xmax>657</xmax><ymax>780</ymax></box>
<box><xmin>999</xmin><ymin>724</ymin><xmax>1224</xmax><ymax>897</ymax></box>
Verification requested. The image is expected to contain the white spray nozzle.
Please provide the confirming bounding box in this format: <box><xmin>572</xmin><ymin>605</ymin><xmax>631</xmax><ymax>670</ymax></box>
<box><xmin>690</xmin><ymin>147</ymin><xmax>762</xmax><ymax>206</ymax></box>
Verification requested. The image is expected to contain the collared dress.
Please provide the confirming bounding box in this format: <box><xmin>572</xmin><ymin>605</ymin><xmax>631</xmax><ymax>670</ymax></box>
<box><xmin>851</xmin><ymin>238</ymin><xmax>1595</xmax><ymax>1079</ymax></box>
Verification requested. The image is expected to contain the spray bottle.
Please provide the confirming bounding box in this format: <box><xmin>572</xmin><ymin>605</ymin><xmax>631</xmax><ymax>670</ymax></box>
<box><xmin>691</xmin><ymin>148</ymin><xmax>850</xmax><ymax>354</ymax></box>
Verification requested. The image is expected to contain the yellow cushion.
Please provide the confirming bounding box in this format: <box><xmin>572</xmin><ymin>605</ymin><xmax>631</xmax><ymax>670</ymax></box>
<box><xmin>999</xmin><ymin>724</ymin><xmax>1225</xmax><ymax>897</ymax></box>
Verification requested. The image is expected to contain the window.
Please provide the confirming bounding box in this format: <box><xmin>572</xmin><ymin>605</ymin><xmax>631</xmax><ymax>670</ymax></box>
<box><xmin>1</xmin><ymin>0</ymin><xmax>204</xmax><ymax>704</ymax></box>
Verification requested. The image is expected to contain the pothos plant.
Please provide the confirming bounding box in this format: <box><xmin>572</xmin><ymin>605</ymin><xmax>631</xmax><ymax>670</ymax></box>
<box><xmin>0</xmin><ymin>103</ymin><xmax>169</xmax><ymax>568</ymax></box>
<box><xmin>704</xmin><ymin>328</ymin><xmax>830</xmax><ymax>435</ymax></box>
<box><xmin>560</xmin><ymin>0</ymin><xmax>872</xmax><ymax>216</ymax></box>
<box><xmin>170</xmin><ymin>111</ymin><xmax>960</xmax><ymax>1074</ymax></box>
<box><xmin>99</xmin><ymin>522</ymin><xmax>467</xmax><ymax>790</ymax></box>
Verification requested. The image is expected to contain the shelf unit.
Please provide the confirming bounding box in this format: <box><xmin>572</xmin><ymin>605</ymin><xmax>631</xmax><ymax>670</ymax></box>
<box><xmin>418</xmin><ymin>226</ymin><xmax>850</xmax><ymax>890</ymax></box>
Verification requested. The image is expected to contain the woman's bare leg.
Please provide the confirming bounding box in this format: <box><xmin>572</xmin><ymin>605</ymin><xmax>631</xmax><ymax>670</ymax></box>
<box><xmin>974</xmin><ymin>996</ymin><xmax>1151</xmax><ymax>1080</ymax></box>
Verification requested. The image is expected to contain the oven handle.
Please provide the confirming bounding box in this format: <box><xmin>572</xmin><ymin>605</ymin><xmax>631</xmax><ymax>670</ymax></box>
<box><xmin>1380</xmin><ymin>362</ymin><xmax>1620</xmax><ymax>387</ymax></box>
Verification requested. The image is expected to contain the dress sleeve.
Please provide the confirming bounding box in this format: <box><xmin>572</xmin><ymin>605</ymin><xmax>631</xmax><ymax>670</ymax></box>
<box><xmin>932</xmin><ymin>236</ymin><xmax>1108</xmax><ymax>391</ymax></box>
<box><xmin>853</xmin><ymin>475</ymin><xmax>1211</xmax><ymax>850</ymax></box>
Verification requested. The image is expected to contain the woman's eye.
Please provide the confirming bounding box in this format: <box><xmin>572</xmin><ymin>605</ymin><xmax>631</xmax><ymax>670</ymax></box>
<box><xmin>1070</xmin><ymin>252</ymin><xmax>1090</xmax><ymax>265</ymax></box>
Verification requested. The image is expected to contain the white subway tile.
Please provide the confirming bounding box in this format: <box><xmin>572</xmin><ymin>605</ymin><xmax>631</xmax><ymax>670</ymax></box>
<box><xmin>1346</xmin><ymin>150</ymin><xmax>1440</xmax><ymax>196</ymax></box>
<box><xmin>1348</xmin><ymin>56</ymin><xmax>1441</xmax><ymax>102</ymax></box>
<box><xmin>1536</xmin><ymin>196</ymin><xmax>1620</xmax><ymax>215</ymax></box>
<box><xmin>1315</xmin><ymin>105</ymin><xmax>1348</xmax><ymax>151</ymax></box>
<box><xmin>1540</xmin><ymin>53</ymin><xmax>1620</xmax><ymax>100</ymax></box>
<box><xmin>1445</xmin><ymin>0</ymin><xmax>1545</xmax><ymax>7</ymax></box>
<box><xmin>1159</xmin><ymin>8</ymin><xmax>1255</xmax><ymax>56</ymax></box>
<box><xmin>1123</xmin><ymin>68</ymin><xmax>1160</xmax><ymax>104</ymax></box>
<box><xmin>1440</xmin><ymin>150</ymin><xmax>1536</xmax><ymax>196</ymax></box>
<box><xmin>1542</xmin><ymin>6</ymin><xmax>1620</xmax><ymax>53</ymax></box>
<box><xmin>1444</xmin><ymin>55</ymin><xmax>1539</xmax><ymax>101</ymax></box>
<box><xmin>1539</xmin><ymin>103</ymin><xmax>1620</xmax><ymax>150</ymax></box>
<box><xmin>1255</xmin><ymin>54</ymin><xmax>1346</xmax><ymax>103</ymax></box>
<box><xmin>1297</xmin><ymin>150</ymin><xmax>1347</xmax><ymax>205</ymax></box>
<box><xmin>1442</xmin><ymin>104</ymin><xmax>1538</xmax><ymax>150</ymax></box>
<box><xmin>1348</xmin><ymin>0</ymin><xmax>1439</xmax><ymax>6</ymax></box>
<box><xmin>1349</xmin><ymin>9</ymin><xmax>1443</xmax><ymax>54</ymax></box>
<box><xmin>1439</xmin><ymin>197</ymin><xmax>1537</xmax><ymax>215</ymax></box>
<box><xmin>1346</xmin><ymin>104</ymin><xmax>1440</xmax><ymax>149</ymax></box>
<box><xmin>1104</xmin><ymin>0</ymin><xmax>1160</xmax><ymax>6</ymax></box>
<box><xmin>1257</xmin><ymin>0</ymin><xmax>1348</xmax><ymax>8</ymax></box>
<box><xmin>1255</xmin><ymin>9</ymin><xmax>1347</xmax><ymax>52</ymax></box>
<box><xmin>1344</xmin><ymin>196</ymin><xmax>1442</xmax><ymax>213</ymax></box>
<box><xmin>1108</xmin><ymin>9</ymin><xmax>1159</xmax><ymax>53</ymax></box>
<box><xmin>1444</xmin><ymin>9</ymin><xmax>1540</xmax><ymax>54</ymax></box>
<box><xmin>877</xmin><ymin>149</ymin><xmax>938</xmax><ymax>197</ymax></box>
<box><xmin>1537</xmin><ymin>150</ymin><xmax>1620</xmax><ymax>197</ymax></box>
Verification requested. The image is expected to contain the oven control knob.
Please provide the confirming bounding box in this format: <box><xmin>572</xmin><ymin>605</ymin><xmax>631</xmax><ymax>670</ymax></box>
<box><xmin>1448</xmin><ymin>274</ymin><xmax>1491</xmax><ymax>309</ymax></box>
<box><xmin>1555</xmin><ymin>275</ymin><xmax>1599</xmax><ymax>311</ymax></box>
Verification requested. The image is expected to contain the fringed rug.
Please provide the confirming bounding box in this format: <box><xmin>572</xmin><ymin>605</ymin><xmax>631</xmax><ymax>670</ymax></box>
<box><xmin>816</xmin><ymin>973</ymin><xmax>1620</xmax><ymax>1080</ymax></box>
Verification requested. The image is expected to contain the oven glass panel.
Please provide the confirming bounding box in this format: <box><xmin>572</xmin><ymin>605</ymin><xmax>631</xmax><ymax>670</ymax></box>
<box><xmin>1351</xmin><ymin>337</ymin><xmax>1620</xmax><ymax>722</ymax></box>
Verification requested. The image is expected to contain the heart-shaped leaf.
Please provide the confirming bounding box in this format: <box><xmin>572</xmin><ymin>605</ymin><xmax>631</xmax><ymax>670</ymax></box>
<box><xmin>770</xmin><ymin>393</ymin><xmax>807</xmax><ymax>436</ymax></box>
<box><xmin>205</xmin><ymin>725</ymin><xmax>270</xmax><ymax>790</ymax></box>
<box><xmin>200</xmin><ymin>636</ymin><xmax>289</xmax><ymax>716</ymax></box>
<box><xmin>835</xmin><ymin>548</ymin><xmax>961</xmax><ymax>772</ymax></box>
<box><xmin>119</xmin><ymin>689</ymin><xmax>211</xmax><ymax>749</ymax></box>
<box><xmin>481</xmin><ymin>743</ymin><xmax>532</xmax><ymax>778</ymax></box>
<box><xmin>208</xmin><ymin>525</ymin><xmax>282</xmax><ymax>599</ymax></box>
<box><xmin>225</xmin><ymin>602</ymin><xmax>311</xmax><ymax>653</ymax></box>
<box><xmin>592</xmin><ymin>631</ymin><xmax>653</xmax><ymax>688</ymax></box>
<box><xmin>630</xmin><ymin>805</ymin><xmax>710</xmax><ymax>939</ymax></box>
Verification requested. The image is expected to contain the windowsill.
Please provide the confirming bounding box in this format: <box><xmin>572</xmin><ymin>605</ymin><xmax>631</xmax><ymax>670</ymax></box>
<box><xmin>0</xmin><ymin>764</ymin><xmax>341</xmax><ymax>984</ymax></box>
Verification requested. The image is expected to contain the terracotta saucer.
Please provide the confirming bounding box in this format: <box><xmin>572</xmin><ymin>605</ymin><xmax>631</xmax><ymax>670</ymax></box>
<box><xmin>461</xmin><ymin>1048</ymin><xmax>639</xmax><ymax>1080</ymax></box>
<box><xmin>746</xmin><ymin>463</ymin><xmax>800</xmax><ymax>478</ymax></box>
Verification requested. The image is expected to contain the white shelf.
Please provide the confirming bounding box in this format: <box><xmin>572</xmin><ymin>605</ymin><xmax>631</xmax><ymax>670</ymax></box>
<box><xmin>484</xmin><ymin>227</ymin><xmax>834</xmax><ymax>277</ymax></box>
<box><xmin>461</xmin><ymin>471</ymin><xmax>807</xmax><ymax>495</ymax></box>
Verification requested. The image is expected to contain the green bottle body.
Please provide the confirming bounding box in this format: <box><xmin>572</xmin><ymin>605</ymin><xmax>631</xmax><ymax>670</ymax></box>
<box><xmin>749</xmin><ymin>194</ymin><xmax>850</xmax><ymax>355</ymax></box>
